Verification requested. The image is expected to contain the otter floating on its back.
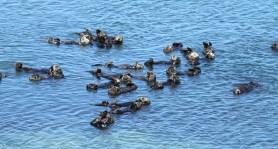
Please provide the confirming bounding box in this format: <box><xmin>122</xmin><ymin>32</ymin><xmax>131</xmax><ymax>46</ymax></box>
<box><xmin>233</xmin><ymin>82</ymin><xmax>260</xmax><ymax>95</ymax></box>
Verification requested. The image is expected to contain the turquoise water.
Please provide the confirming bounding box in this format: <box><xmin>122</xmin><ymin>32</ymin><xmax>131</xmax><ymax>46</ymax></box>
<box><xmin>1</xmin><ymin>0</ymin><xmax>278</xmax><ymax>148</ymax></box>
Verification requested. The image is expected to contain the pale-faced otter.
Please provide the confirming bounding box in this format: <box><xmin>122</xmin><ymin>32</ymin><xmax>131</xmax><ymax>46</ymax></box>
<box><xmin>15</xmin><ymin>62</ymin><xmax>49</xmax><ymax>74</ymax></box>
<box><xmin>90</xmin><ymin>110</ymin><xmax>114</xmax><ymax>129</ymax></box>
<box><xmin>108</xmin><ymin>81</ymin><xmax>138</xmax><ymax>96</ymax></box>
<box><xmin>163</xmin><ymin>45</ymin><xmax>173</xmax><ymax>53</ymax></box>
<box><xmin>79</xmin><ymin>35</ymin><xmax>91</xmax><ymax>46</ymax></box>
<box><xmin>0</xmin><ymin>73</ymin><xmax>7</xmax><ymax>80</ymax></box>
<box><xmin>144</xmin><ymin>56</ymin><xmax>181</xmax><ymax>68</ymax></box>
<box><xmin>233</xmin><ymin>82</ymin><xmax>260</xmax><ymax>95</ymax></box>
<box><xmin>166</xmin><ymin>66</ymin><xmax>201</xmax><ymax>76</ymax></box>
<box><xmin>48</xmin><ymin>37</ymin><xmax>61</xmax><ymax>45</ymax></box>
<box><xmin>181</xmin><ymin>47</ymin><xmax>200</xmax><ymax>65</ymax></box>
<box><xmin>172</xmin><ymin>42</ymin><xmax>183</xmax><ymax>50</ymax></box>
<box><xmin>110</xmin><ymin>35</ymin><xmax>123</xmax><ymax>44</ymax></box>
<box><xmin>86</xmin><ymin>78</ymin><xmax>121</xmax><ymax>91</ymax></box>
<box><xmin>129</xmin><ymin>71</ymin><xmax>156</xmax><ymax>82</ymax></box>
<box><xmin>271</xmin><ymin>42</ymin><xmax>278</xmax><ymax>50</ymax></box>
<box><xmin>48</xmin><ymin>65</ymin><xmax>64</xmax><ymax>79</ymax></box>
<box><xmin>203</xmin><ymin>42</ymin><xmax>215</xmax><ymax>60</ymax></box>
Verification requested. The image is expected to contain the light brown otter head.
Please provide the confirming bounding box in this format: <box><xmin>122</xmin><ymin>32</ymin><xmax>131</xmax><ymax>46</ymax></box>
<box><xmin>113</xmin><ymin>35</ymin><xmax>123</xmax><ymax>44</ymax></box>
<box><xmin>146</xmin><ymin>71</ymin><xmax>156</xmax><ymax>82</ymax></box>
<box><xmin>233</xmin><ymin>88</ymin><xmax>241</xmax><ymax>95</ymax></box>
<box><xmin>170</xmin><ymin>56</ymin><xmax>181</xmax><ymax>65</ymax></box>
<box><xmin>163</xmin><ymin>45</ymin><xmax>173</xmax><ymax>53</ymax></box>
<box><xmin>119</xmin><ymin>74</ymin><xmax>131</xmax><ymax>84</ymax></box>
<box><xmin>205</xmin><ymin>51</ymin><xmax>215</xmax><ymax>59</ymax></box>
<box><xmin>133</xmin><ymin>62</ymin><xmax>144</xmax><ymax>69</ymax></box>
<box><xmin>29</xmin><ymin>74</ymin><xmax>42</xmax><ymax>81</ymax></box>
<box><xmin>168</xmin><ymin>74</ymin><xmax>181</xmax><ymax>84</ymax></box>
<box><xmin>108</xmin><ymin>85</ymin><xmax>121</xmax><ymax>96</ymax></box>
<box><xmin>49</xmin><ymin>65</ymin><xmax>62</xmax><ymax>74</ymax></box>
<box><xmin>166</xmin><ymin>66</ymin><xmax>177</xmax><ymax>76</ymax></box>
<box><xmin>136</xmin><ymin>97</ymin><xmax>151</xmax><ymax>105</ymax></box>
<box><xmin>79</xmin><ymin>35</ymin><xmax>90</xmax><ymax>45</ymax></box>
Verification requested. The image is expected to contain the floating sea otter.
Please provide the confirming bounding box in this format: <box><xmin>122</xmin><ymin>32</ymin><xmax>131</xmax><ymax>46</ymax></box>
<box><xmin>166</xmin><ymin>66</ymin><xmax>201</xmax><ymax>76</ymax></box>
<box><xmin>150</xmin><ymin>74</ymin><xmax>181</xmax><ymax>90</ymax></box>
<box><xmin>15</xmin><ymin>62</ymin><xmax>49</xmax><ymax>74</ymax></box>
<box><xmin>108</xmin><ymin>81</ymin><xmax>138</xmax><ymax>96</ymax></box>
<box><xmin>48</xmin><ymin>37</ymin><xmax>61</xmax><ymax>45</ymax></box>
<box><xmin>181</xmin><ymin>47</ymin><xmax>200</xmax><ymax>65</ymax></box>
<box><xmin>90</xmin><ymin>110</ymin><xmax>114</xmax><ymax>129</ymax></box>
<box><xmin>129</xmin><ymin>71</ymin><xmax>156</xmax><ymax>82</ymax></box>
<box><xmin>28</xmin><ymin>65</ymin><xmax>64</xmax><ymax>81</ymax></box>
<box><xmin>86</xmin><ymin>78</ymin><xmax>121</xmax><ymax>91</ymax></box>
<box><xmin>144</xmin><ymin>56</ymin><xmax>181</xmax><ymax>68</ymax></box>
<box><xmin>271</xmin><ymin>41</ymin><xmax>278</xmax><ymax>50</ymax></box>
<box><xmin>92</xmin><ymin>61</ymin><xmax>144</xmax><ymax>69</ymax></box>
<box><xmin>95</xmin><ymin>97</ymin><xmax>151</xmax><ymax>114</ymax></box>
<box><xmin>233</xmin><ymin>82</ymin><xmax>260</xmax><ymax>95</ymax></box>
<box><xmin>203</xmin><ymin>42</ymin><xmax>215</xmax><ymax>59</ymax></box>
<box><xmin>87</xmin><ymin>68</ymin><xmax>132</xmax><ymax>83</ymax></box>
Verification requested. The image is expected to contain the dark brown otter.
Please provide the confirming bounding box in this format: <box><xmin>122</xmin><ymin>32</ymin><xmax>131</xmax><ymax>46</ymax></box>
<box><xmin>15</xmin><ymin>62</ymin><xmax>49</xmax><ymax>74</ymax></box>
<box><xmin>108</xmin><ymin>81</ymin><xmax>138</xmax><ymax>96</ymax></box>
<box><xmin>29</xmin><ymin>74</ymin><xmax>52</xmax><ymax>81</ymax></box>
<box><xmin>150</xmin><ymin>74</ymin><xmax>181</xmax><ymax>90</ymax></box>
<box><xmin>86</xmin><ymin>78</ymin><xmax>121</xmax><ymax>91</ymax></box>
<box><xmin>233</xmin><ymin>82</ymin><xmax>260</xmax><ymax>95</ymax></box>
<box><xmin>144</xmin><ymin>56</ymin><xmax>181</xmax><ymax>68</ymax></box>
<box><xmin>129</xmin><ymin>71</ymin><xmax>156</xmax><ymax>82</ymax></box>
<box><xmin>166</xmin><ymin>66</ymin><xmax>201</xmax><ymax>76</ymax></box>
<box><xmin>172</xmin><ymin>42</ymin><xmax>183</xmax><ymax>50</ymax></box>
<box><xmin>92</xmin><ymin>61</ymin><xmax>144</xmax><ymax>70</ymax></box>
<box><xmin>90</xmin><ymin>110</ymin><xmax>114</xmax><ymax>129</ymax></box>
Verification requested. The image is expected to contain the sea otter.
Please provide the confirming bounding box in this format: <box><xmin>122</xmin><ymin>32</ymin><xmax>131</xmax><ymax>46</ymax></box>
<box><xmin>129</xmin><ymin>71</ymin><xmax>156</xmax><ymax>82</ymax></box>
<box><xmin>90</xmin><ymin>110</ymin><xmax>114</xmax><ymax>129</ymax></box>
<box><xmin>48</xmin><ymin>65</ymin><xmax>64</xmax><ymax>79</ymax></box>
<box><xmin>166</xmin><ymin>66</ymin><xmax>201</xmax><ymax>76</ymax></box>
<box><xmin>271</xmin><ymin>42</ymin><xmax>278</xmax><ymax>50</ymax></box>
<box><xmin>203</xmin><ymin>42</ymin><xmax>215</xmax><ymax>59</ymax></box>
<box><xmin>15</xmin><ymin>62</ymin><xmax>49</xmax><ymax>74</ymax></box>
<box><xmin>108</xmin><ymin>97</ymin><xmax>151</xmax><ymax>114</ymax></box>
<box><xmin>181</xmin><ymin>47</ymin><xmax>200</xmax><ymax>65</ymax></box>
<box><xmin>163</xmin><ymin>45</ymin><xmax>174</xmax><ymax>53</ymax></box>
<box><xmin>233</xmin><ymin>82</ymin><xmax>260</xmax><ymax>95</ymax></box>
<box><xmin>108</xmin><ymin>81</ymin><xmax>138</xmax><ymax>96</ymax></box>
<box><xmin>92</xmin><ymin>61</ymin><xmax>144</xmax><ymax>70</ymax></box>
<box><xmin>144</xmin><ymin>56</ymin><xmax>181</xmax><ymax>68</ymax></box>
<box><xmin>48</xmin><ymin>37</ymin><xmax>61</xmax><ymax>45</ymax></box>
<box><xmin>86</xmin><ymin>78</ymin><xmax>121</xmax><ymax>91</ymax></box>
<box><xmin>150</xmin><ymin>74</ymin><xmax>181</xmax><ymax>90</ymax></box>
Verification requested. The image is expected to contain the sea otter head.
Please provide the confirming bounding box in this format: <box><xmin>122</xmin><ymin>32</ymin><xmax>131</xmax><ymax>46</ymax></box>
<box><xmin>171</xmin><ymin>56</ymin><xmax>181</xmax><ymax>65</ymax></box>
<box><xmin>136</xmin><ymin>97</ymin><xmax>151</xmax><ymax>105</ymax></box>
<box><xmin>108</xmin><ymin>85</ymin><xmax>121</xmax><ymax>96</ymax></box>
<box><xmin>29</xmin><ymin>74</ymin><xmax>42</xmax><ymax>81</ymax></box>
<box><xmin>86</xmin><ymin>83</ymin><xmax>98</xmax><ymax>90</ymax></box>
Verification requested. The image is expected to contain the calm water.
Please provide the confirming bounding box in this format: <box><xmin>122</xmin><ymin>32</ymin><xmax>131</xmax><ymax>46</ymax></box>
<box><xmin>1</xmin><ymin>0</ymin><xmax>278</xmax><ymax>148</ymax></box>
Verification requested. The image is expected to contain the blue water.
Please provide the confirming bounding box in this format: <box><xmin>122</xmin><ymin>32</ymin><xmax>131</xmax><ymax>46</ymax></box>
<box><xmin>1</xmin><ymin>0</ymin><xmax>278</xmax><ymax>148</ymax></box>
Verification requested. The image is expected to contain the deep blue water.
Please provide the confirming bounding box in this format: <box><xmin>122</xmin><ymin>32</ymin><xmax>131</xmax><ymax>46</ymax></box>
<box><xmin>1</xmin><ymin>0</ymin><xmax>278</xmax><ymax>148</ymax></box>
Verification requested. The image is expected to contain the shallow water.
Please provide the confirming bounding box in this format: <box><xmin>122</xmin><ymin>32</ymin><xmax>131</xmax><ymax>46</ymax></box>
<box><xmin>1</xmin><ymin>0</ymin><xmax>278</xmax><ymax>148</ymax></box>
